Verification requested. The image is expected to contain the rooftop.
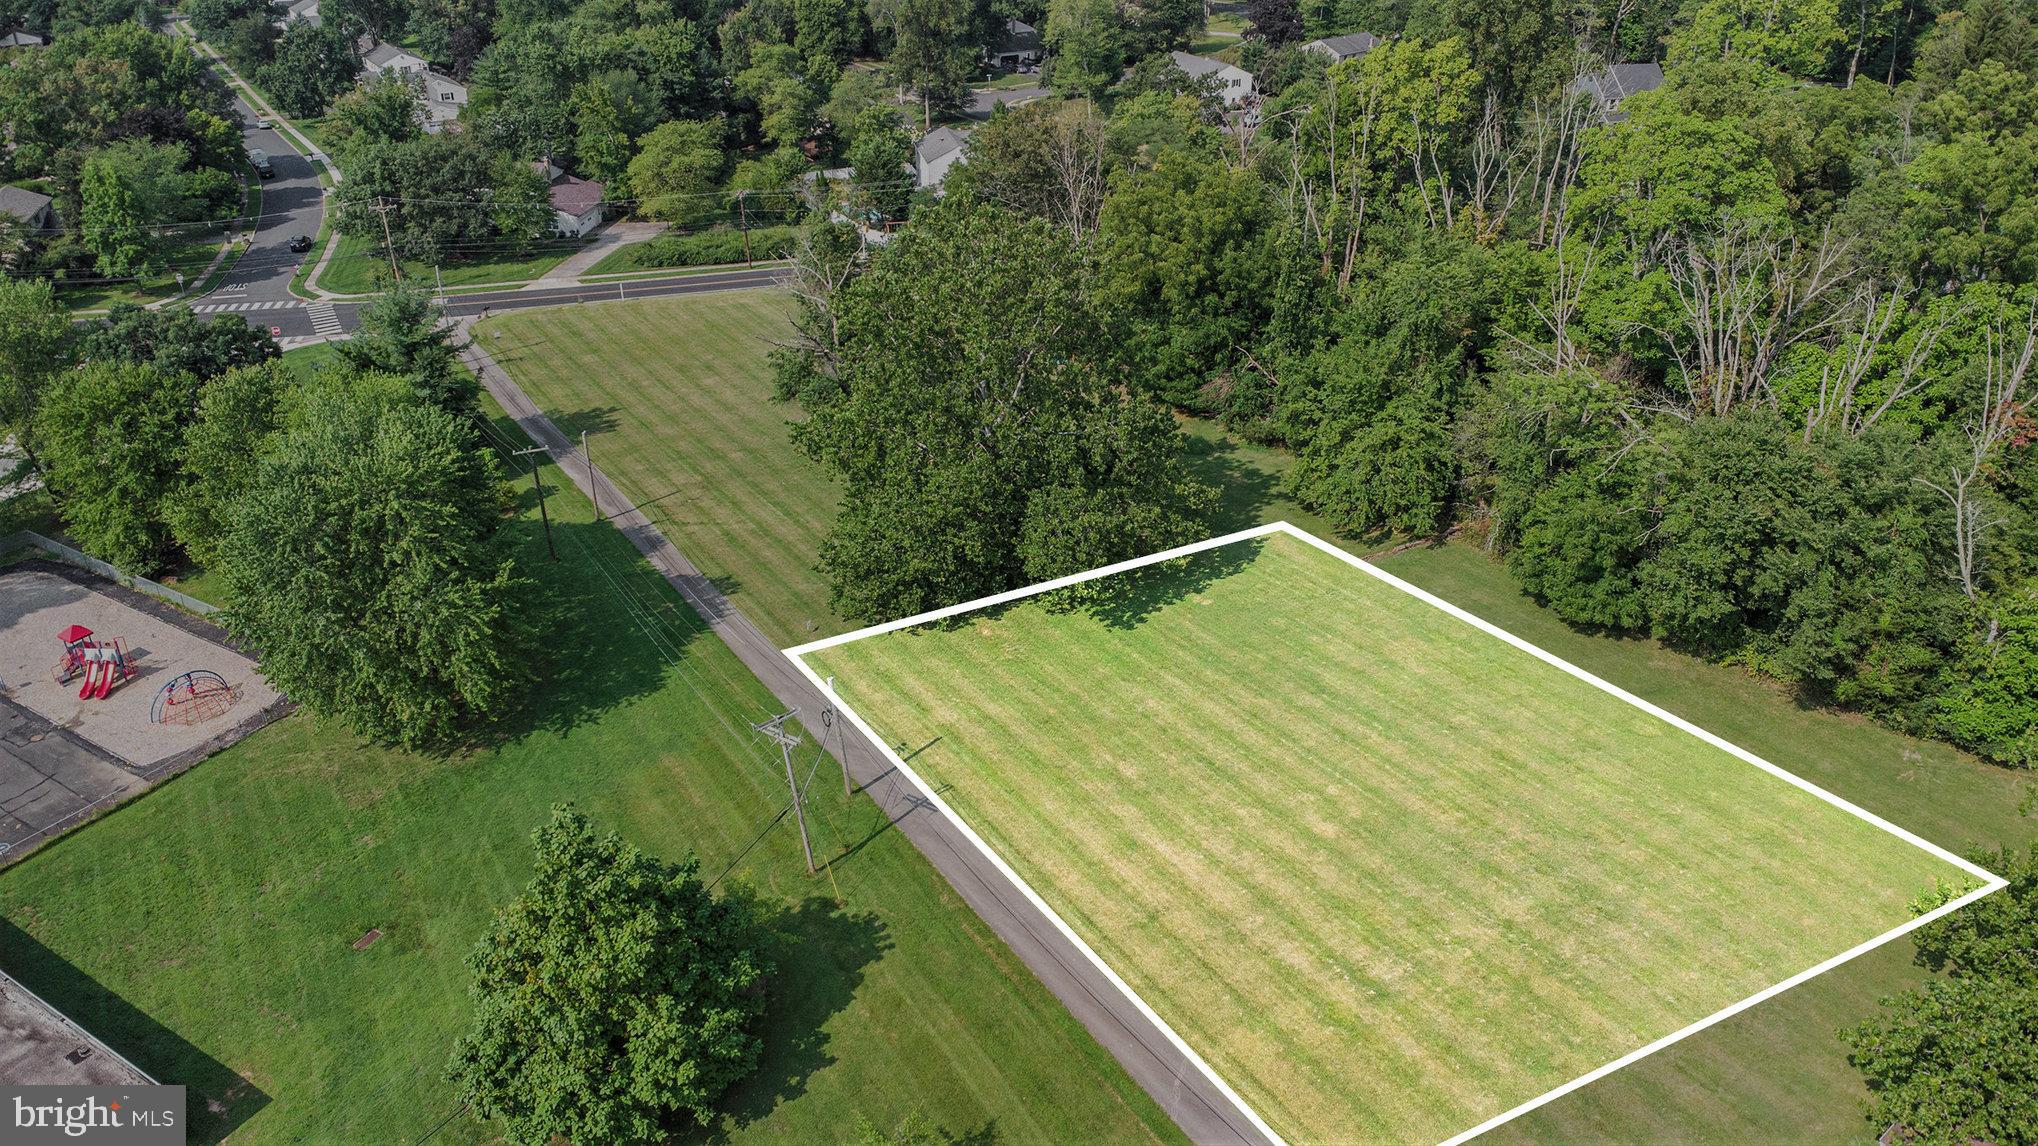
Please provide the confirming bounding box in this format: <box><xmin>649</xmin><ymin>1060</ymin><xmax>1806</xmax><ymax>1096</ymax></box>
<box><xmin>1169</xmin><ymin>51</ymin><xmax>1233</xmax><ymax>78</ymax></box>
<box><xmin>0</xmin><ymin>185</ymin><xmax>53</xmax><ymax>224</ymax></box>
<box><xmin>546</xmin><ymin>172</ymin><xmax>605</xmax><ymax>217</ymax></box>
<box><xmin>1573</xmin><ymin>61</ymin><xmax>1665</xmax><ymax>103</ymax></box>
<box><xmin>1305</xmin><ymin>31</ymin><xmax>1379</xmax><ymax>60</ymax></box>
<box><xmin>0</xmin><ymin>969</ymin><xmax>152</xmax><ymax>1086</ymax></box>
<box><xmin>915</xmin><ymin>126</ymin><xmax>970</xmax><ymax>163</ymax></box>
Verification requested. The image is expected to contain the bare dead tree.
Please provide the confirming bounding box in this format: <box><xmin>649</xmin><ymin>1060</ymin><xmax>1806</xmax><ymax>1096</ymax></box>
<box><xmin>1043</xmin><ymin>101</ymin><xmax>1110</xmax><ymax>243</ymax></box>
<box><xmin>1917</xmin><ymin>300</ymin><xmax>2037</xmax><ymax>602</ymax></box>
<box><xmin>1466</xmin><ymin>93</ymin><xmax>1512</xmax><ymax>238</ymax></box>
<box><xmin>1803</xmin><ymin>282</ymin><xmax>1959</xmax><ymax>438</ymax></box>
<box><xmin>1659</xmin><ymin>220</ymin><xmax>1859</xmax><ymax>416</ymax></box>
<box><xmin>771</xmin><ymin>224</ymin><xmax>866</xmax><ymax>386</ymax></box>
<box><xmin>1501</xmin><ymin>217</ymin><xmax>1604</xmax><ymax>376</ymax></box>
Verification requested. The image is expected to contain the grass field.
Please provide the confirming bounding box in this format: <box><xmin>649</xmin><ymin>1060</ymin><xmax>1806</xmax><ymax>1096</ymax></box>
<box><xmin>801</xmin><ymin>529</ymin><xmax>1978</xmax><ymax>1144</ymax></box>
<box><xmin>316</xmin><ymin>233</ymin><xmax>580</xmax><ymax>295</ymax></box>
<box><xmin>476</xmin><ymin>291</ymin><xmax>847</xmax><ymax>644</ymax></box>
<box><xmin>480</xmin><ymin>288</ymin><xmax>2035</xmax><ymax>1140</ymax></box>
<box><xmin>0</xmin><ymin>405</ymin><xmax>1182</xmax><ymax>1145</ymax></box>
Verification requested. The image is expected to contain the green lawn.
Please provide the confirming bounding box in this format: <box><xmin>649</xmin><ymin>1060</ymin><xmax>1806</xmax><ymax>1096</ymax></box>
<box><xmin>0</xmin><ymin>411</ymin><xmax>1183</xmax><ymax>1146</ymax></box>
<box><xmin>472</xmin><ymin>288</ymin><xmax>2035</xmax><ymax>1141</ymax></box>
<box><xmin>315</xmin><ymin>232</ymin><xmax>581</xmax><ymax>296</ymax></box>
<box><xmin>53</xmin><ymin>232</ymin><xmax>227</xmax><ymax>313</ymax></box>
<box><xmin>802</xmin><ymin>529</ymin><xmax>1974</xmax><ymax>1144</ymax></box>
<box><xmin>476</xmin><ymin>291</ymin><xmax>848</xmax><ymax>645</ymax></box>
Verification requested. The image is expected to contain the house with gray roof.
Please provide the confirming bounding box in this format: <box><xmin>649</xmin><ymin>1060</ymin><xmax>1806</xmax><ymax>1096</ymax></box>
<box><xmin>985</xmin><ymin>18</ymin><xmax>1041</xmax><ymax>69</ymax></box>
<box><xmin>1</xmin><ymin>28</ymin><xmax>48</xmax><ymax>47</ymax></box>
<box><xmin>914</xmin><ymin>125</ymin><xmax>971</xmax><ymax>190</ymax></box>
<box><xmin>1570</xmin><ymin>61</ymin><xmax>1665</xmax><ymax>122</ymax></box>
<box><xmin>1303</xmin><ymin>32</ymin><xmax>1380</xmax><ymax>64</ymax></box>
<box><xmin>271</xmin><ymin>0</ymin><xmax>319</xmax><ymax>27</ymax></box>
<box><xmin>360</xmin><ymin>39</ymin><xmax>427</xmax><ymax>79</ymax></box>
<box><xmin>1171</xmin><ymin>51</ymin><xmax>1255</xmax><ymax>107</ymax></box>
<box><xmin>0</xmin><ymin>187</ymin><xmax>55</xmax><ymax>232</ymax></box>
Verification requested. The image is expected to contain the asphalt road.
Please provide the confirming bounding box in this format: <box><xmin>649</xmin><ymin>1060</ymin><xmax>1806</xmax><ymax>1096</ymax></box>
<box><xmin>195</xmin><ymin>265</ymin><xmax>786</xmax><ymax>340</ymax></box>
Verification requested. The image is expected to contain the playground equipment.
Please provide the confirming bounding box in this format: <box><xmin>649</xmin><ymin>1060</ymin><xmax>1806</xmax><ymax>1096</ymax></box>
<box><xmin>50</xmin><ymin>625</ymin><xmax>135</xmax><ymax>700</ymax></box>
<box><xmin>150</xmin><ymin>670</ymin><xmax>237</xmax><ymax>726</ymax></box>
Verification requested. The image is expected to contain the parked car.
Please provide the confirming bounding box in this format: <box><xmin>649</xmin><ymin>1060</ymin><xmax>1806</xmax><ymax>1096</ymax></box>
<box><xmin>249</xmin><ymin>148</ymin><xmax>274</xmax><ymax>178</ymax></box>
<box><xmin>287</xmin><ymin>234</ymin><xmax>313</xmax><ymax>253</ymax></box>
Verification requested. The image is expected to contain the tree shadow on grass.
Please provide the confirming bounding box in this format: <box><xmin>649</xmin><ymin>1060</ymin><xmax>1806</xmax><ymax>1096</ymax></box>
<box><xmin>1055</xmin><ymin>537</ymin><xmax>1266</xmax><ymax>631</ymax></box>
<box><xmin>1179</xmin><ymin>426</ymin><xmax>1287</xmax><ymax>535</ymax></box>
<box><xmin>0</xmin><ymin>918</ymin><xmax>269</xmax><ymax>1144</ymax></box>
<box><xmin>483</xmin><ymin>512</ymin><xmax>717</xmax><ymax>743</ymax></box>
<box><xmin>689</xmin><ymin>896</ymin><xmax>892</xmax><ymax>1139</ymax></box>
<box><xmin>550</xmin><ymin>406</ymin><xmax>622</xmax><ymax>439</ymax></box>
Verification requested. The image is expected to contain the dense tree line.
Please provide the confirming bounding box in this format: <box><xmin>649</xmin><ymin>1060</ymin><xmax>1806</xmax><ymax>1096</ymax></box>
<box><xmin>0</xmin><ymin>26</ymin><xmax>247</xmax><ymax>280</ymax></box>
<box><xmin>770</xmin><ymin>0</ymin><xmax>2038</xmax><ymax>1126</ymax></box>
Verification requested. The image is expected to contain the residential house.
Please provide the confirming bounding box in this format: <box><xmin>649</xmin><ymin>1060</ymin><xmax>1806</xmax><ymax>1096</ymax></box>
<box><xmin>0</xmin><ymin>187</ymin><xmax>55</xmax><ymax>232</ymax></box>
<box><xmin>271</xmin><ymin>0</ymin><xmax>320</xmax><ymax>27</ymax></box>
<box><xmin>1170</xmin><ymin>51</ymin><xmax>1254</xmax><ymax>107</ymax></box>
<box><xmin>419</xmin><ymin>70</ymin><xmax>467</xmax><ymax>132</ymax></box>
<box><xmin>914</xmin><ymin>125</ymin><xmax>970</xmax><ymax>191</ymax></box>
<box><xmin>360</xmin><ymin>39</ymin><xmax>427</xmax><ymax>79</ymax></box>
<box><xmin>1569</xmin><ymin>61</ymin><xmax>1665</xmax><ymax>123</ymax></box>
<box><xmin>985</xmin><ymin>18</ymin><xmax>1041</xmax><ymax>70</ymax></box>
<box><xmin>531</xmin><ymin>160</ymin><xmax>606</xmax><ymax>237</ymax></box>
<box><xmin>1302</xmin><ymin>31</ymin><xmax>1379</xmax><ymax>64</ymax></box>
<box><xmin>0</xmin><ymin>28</ymin><xmax>48</xmax><ymax>46</ymax></box>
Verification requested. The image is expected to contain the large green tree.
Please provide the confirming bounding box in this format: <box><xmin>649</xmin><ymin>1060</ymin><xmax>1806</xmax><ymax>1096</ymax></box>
<box><xmin>76</xmin><ymin>303</ymin><xmax>279</xmax><ymax>383</ymax></box>
<box><xmin>167</xmin><ymin>360</ymin><xmax>290</xmax><ymax>570</ymax></box>
<box><xmin>447</xmin><ymin>806</ymin><xmax>770</xmax><ymax>1146</ymax></box>
<box><xmin>214</xmin><ymin>380</ymin><xmax>528</xmax><ymax>745</ymax></box>
<box><xmin>0</xmin><ymin>279</ymin><xmax>71</xmax><ymax>476</ymax></box>
<box><xmin>34</xmin><ymin>361</ymin><xmax>192</xmax><ymax>574</ymax></box>
<box><xmin>256</xmin><ymin>20</ymin><xmax>359</xmax><ymax>117</ymax></box>
<box><xmin>1848</xmin><ymin>844</ymin><xmax>2038</xmax><ymax>1144</ymax></box>
<box><xmin>336</xmin><ymin>280</ymin><xmax>474</xmax><ymax>411</ymax></box>
<box><xmin>784</xmin><ymin>198</ymin><xmax>1214</xmax><ymax>621</ymax></box>
<box><xmin>1095</xmin><ymin>155</ymin><xmax>1280</xmax><ymax>409</ymax></box>
<box><xmin>627</xmin><ymin>118</ymin><xmax>729</xmax><ymax>223</ymax></box>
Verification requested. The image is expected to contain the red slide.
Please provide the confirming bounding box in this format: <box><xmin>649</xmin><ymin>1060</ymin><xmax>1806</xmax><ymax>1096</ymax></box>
<box><xmin>77</xmin><ymin>660</ymin><xmax>100</xmax><ymax>700</ymax></box>
<box><xmin>92</xmin><ymin>662</ymin><xmax>114</xmax><ymax>699</ymax></box>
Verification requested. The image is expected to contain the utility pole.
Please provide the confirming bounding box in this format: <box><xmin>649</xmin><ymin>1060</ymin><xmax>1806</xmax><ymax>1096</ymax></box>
<box><xmin>513</xmin><ymin>446</ymin><xmax>557</xmax><ymax>560</ymax></box>
<box><xmin>371</xmin><ymin>196</ymin><xmax>402</xmax><ymax>281</ymax></box>
<box><xmin>582</xmin><ymin>429</ymin><xmax>600</xmax><ymax>521</ymax></box>
<box><xmin>737</xmin><ymin>190</ymin><xmax>753</xmax><ymax>267</ymax></box>
<box><xmin>434</xmin><ymin>263</ymin><xmax>444</xmax><ymax>303</ymax></box>
<box><xmin>753</xmin><ymin>710</ymin><xmax>814</xmax><ymax>873</ymax></box>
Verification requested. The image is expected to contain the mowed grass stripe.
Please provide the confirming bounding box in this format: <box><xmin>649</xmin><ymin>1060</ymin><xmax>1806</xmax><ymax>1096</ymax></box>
<box><xmin>477</xmin><ymin>291</ymin><xmax>845</xmax><ymax>646</ymax></box>
<box><xmin>807</xmin><ymin>532</ymin><xmax>1968</xmax><ymax>1143</ymax></box>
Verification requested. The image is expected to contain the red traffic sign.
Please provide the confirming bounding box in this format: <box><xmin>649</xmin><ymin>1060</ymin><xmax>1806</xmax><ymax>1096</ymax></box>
<box><xmin>270</xmin><ymin>325</ymin><xmax>283</xmax><ymax>336</ymax></box>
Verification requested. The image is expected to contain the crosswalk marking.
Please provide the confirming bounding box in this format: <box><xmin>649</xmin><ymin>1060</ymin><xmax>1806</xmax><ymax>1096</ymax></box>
<box><xmin>193</xmin><ymin>299</ymin><xmax>302</xmax><ymax>313</ymax></box>
<box><xmin>307</xmin><ymin>303</ymin><xmax>342</xmax><ymax>336</ymax></box>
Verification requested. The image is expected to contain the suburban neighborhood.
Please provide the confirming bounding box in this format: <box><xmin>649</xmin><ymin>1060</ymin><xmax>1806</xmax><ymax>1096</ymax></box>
<box><xmin>1</xmin><ymin>0</ymin><xmax>2036</xmax><ymax>1142</ymax></box>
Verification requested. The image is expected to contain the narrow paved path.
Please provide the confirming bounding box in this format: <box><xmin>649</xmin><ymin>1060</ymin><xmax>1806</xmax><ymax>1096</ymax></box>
<box><xmin>460</xmin><ymin>319</ymin><xmax>1275</xmax><ymax>1146</ymax></box>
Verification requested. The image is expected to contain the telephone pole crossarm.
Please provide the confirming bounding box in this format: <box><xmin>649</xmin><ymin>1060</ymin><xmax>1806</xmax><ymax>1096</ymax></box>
<box><xmin>752</xmin><ymin>710</ymin><xmax>815</xmax><ymax>873</ymax></box>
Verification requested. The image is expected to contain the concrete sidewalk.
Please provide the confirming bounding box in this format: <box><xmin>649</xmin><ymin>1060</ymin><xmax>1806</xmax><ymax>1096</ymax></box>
<box><xmin>461</xmin><ymin>320</ymin><xmax>1273</xmax><ymax>1146</ymax></box>
<box><xmin>522</xmin><ymin>221</ymin><xmax>667</xmax><ymax>289</ymax></box>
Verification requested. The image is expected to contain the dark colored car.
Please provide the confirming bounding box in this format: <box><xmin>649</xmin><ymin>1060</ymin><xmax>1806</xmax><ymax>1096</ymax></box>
<box><xmin>287</xmin><ymin>234</ymin><xmax>313</xmax><ymax>253</ymax></box>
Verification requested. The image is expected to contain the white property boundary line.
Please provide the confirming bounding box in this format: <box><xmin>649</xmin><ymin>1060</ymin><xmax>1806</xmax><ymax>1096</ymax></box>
<box><xmin>784</xmin><ymin>520</ymin><xmax>2008</xmax><ymax>1146</ymax></box>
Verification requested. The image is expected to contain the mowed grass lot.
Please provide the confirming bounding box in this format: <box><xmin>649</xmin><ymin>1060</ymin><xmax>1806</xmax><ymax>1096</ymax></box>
<box><xmin>479</xmin><ymin>287</ymin><xmax>2033</xmax><ymax>1139</ymax></box>
<box><xmin>804</xmin><ymin>531</ymin><xmax>1973</xmax><ymax>1144</ymax></box>
<box><xmin>476</xmin><ymin>291</ymin><xmax>848</xmax><ymax>645</ymax></box>
<box><xmin>0</xmin><ymin>417</ymin><xmax>1182</xmax><ymax>1145</ymax></box>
